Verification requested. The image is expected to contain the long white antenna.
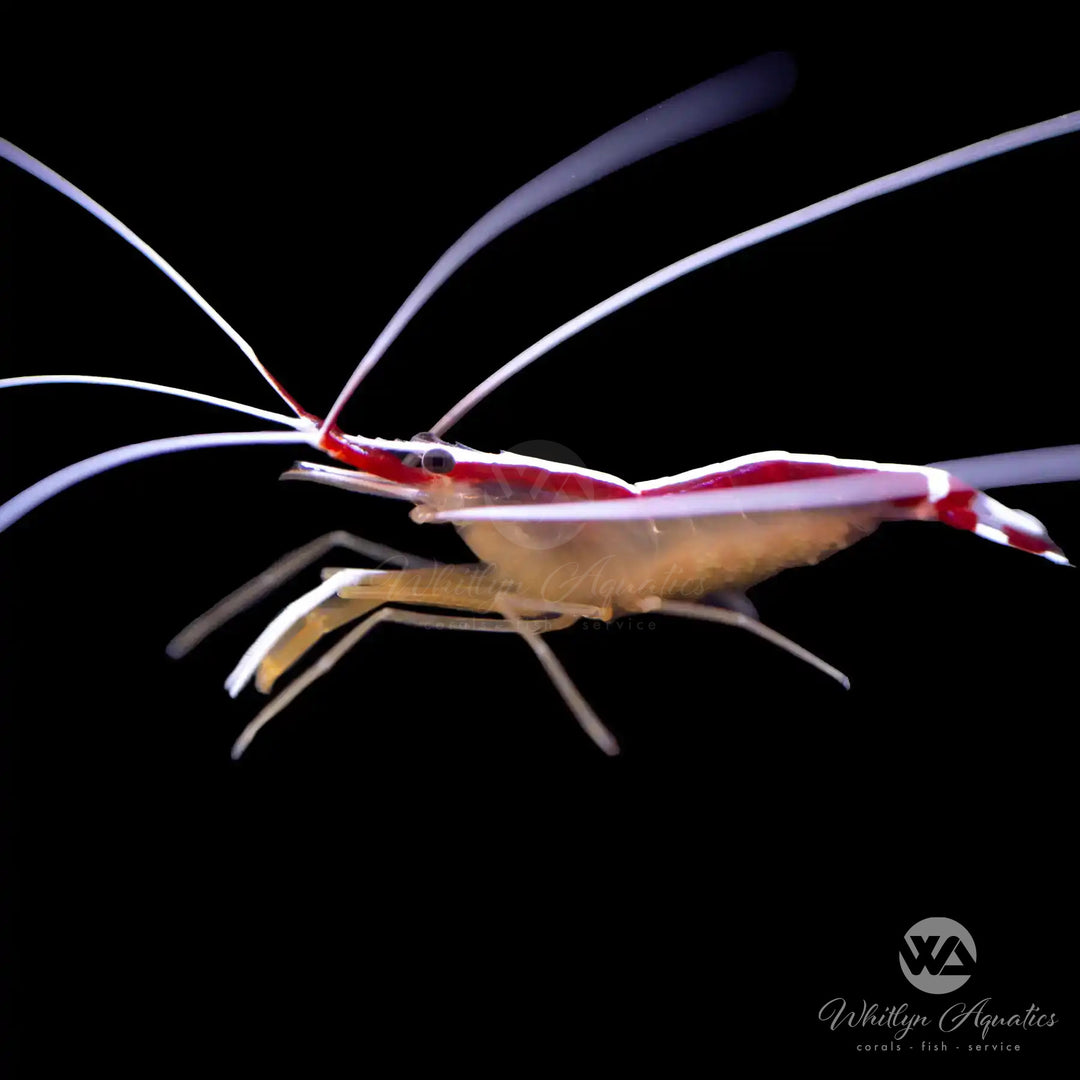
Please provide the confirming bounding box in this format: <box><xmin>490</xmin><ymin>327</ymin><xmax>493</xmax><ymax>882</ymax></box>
<box><xmin>318</xmin><ymin>52</ymin><xmax>797</xmax><ymax>434</ymax></box>
<box><xmin>431</xmin><ymin>109</ymin><xmax>1080</xmax><ymax>436</ymax></box>
<box><xmin>0</xmin><ymin>430</ymin><xmax>319</xmax><ymax>535</ymax></box>
<box><xmin>0</xmin><ymin>137</ymin><xmax>303</xmax><ymax>416</ymax></box>
<box><xmin>0</xmin><ymin>375</ymin><xmax>315</xmax><ymax>430</ymax></box>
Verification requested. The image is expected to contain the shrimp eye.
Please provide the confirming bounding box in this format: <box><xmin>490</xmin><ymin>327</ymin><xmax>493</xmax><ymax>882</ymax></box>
<box><xmin>422</xmin><ymin>447</ymin><xmax>455</xmax><ymax>474</ymax></box>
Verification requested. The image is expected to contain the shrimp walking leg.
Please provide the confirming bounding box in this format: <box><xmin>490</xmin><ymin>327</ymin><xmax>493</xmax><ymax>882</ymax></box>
<box><xmin>495</xmin><ymin>597</ymin><xmax>619</xmax><ymax>756</ymax></box>
<box><xmin>335</xmin><ymin>566</ymin><xmax>611</xmax><ymax>619</ymax></box>
<box><xmin>229</xmin><ymin>563</ymin><xmax>613</xmax><ymax>697</ymax></box>
<box><xmin>167</xmin><ymin>530</ymin><xmax>438</xmax><ymax>659</ymax></box>
<box><xmin>335</xmin><ymin>574</ymin><xmax>617</xmax><ymax>752</ymax></box>
<box><xmin>643</xmin><ymin>598</ymin><xmax>850</xmax><ymax>688</ymax></box>
<box><xmin>232</xmin><ymin>608</ymin><xmax>578</xmax><ymax>759</ymax></box>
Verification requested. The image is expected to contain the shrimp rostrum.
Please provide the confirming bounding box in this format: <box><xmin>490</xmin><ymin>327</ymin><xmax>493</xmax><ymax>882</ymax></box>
<box><xmin>2</xmin><ymin>53</ymin><xmax>1078</xmax><ymax>756</ymax></box>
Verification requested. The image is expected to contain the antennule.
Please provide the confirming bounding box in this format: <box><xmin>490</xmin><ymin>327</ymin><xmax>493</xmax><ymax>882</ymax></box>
<box><xmin>0</xmin><ymin>375</ymin><xmax>315</xmax><ymax>430</ymax></box>
<box><xmin>0</xmin><ymin>137</ymin><xmax>305</xmax><ymax>417</ymax></box>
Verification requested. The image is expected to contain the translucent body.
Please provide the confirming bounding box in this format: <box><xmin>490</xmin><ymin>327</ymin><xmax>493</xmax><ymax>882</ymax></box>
<box><xmin>457</xmin><ymin>508</ymin><xmax>883</xmax><ymax>611</ymax></box>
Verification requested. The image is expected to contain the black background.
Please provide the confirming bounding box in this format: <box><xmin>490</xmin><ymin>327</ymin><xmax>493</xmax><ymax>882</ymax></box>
<box><xmin>1</xmin><ymin>27</ymin><xmax>1076</xmax><ymax>1072</ymax></box>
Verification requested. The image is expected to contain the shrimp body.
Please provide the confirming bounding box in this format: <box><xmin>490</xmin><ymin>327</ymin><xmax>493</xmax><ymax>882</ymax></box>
<box><xmin>1</xmin><ymin>53</ymin><xmax>1077</xmax><ymax>756</ymax></box>
<box><xmin>281</xmin><ymin>433</ymin><xmax>892</xmax><ymax>608</ymax></box>
<box><xmin>221</xmin><ymin>434</ymin><xmax>1065</xmax><ymax>751</ymax></box>
<box><xmin>458</xmin><ymin>507</ymin><xmax>878</xmax><ymax>609</ymax></box>
<box><xmin>382</xmin><ymin>447</ymin><xmax>1064</xmax><ymax>613</ymax></box>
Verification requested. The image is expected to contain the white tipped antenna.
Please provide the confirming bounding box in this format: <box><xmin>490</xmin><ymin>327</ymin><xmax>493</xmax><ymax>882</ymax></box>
<box><xmin>431</xmin><ymin>109</ymin><xmax>1080</xmax><ymax>436</ymax></box>
<box><xmin>0</xmin><ymin>137</ymin><xmax>304</xmax><ymax>417</ymax></box>
<box><xmin>0</xmin><ymin>375</ymin><xmax>315</xmax><ymax>430</ymax></box>
<box><xmin>318</xmin><ymin>52</ymin><xmax>798</xmax><ymax>433</ymax></box>
<box><xmin>0</xmin><ymin>430</ymin><xmax>319</xmax><ymax>535</ymax></box>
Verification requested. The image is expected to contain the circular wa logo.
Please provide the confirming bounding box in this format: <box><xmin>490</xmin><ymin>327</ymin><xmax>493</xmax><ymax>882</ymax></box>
<box><xmin>899</xmin><ymin>916</ymin><xmax>977</xmax><ymax>995</ymax></box>
<box><xmin>482</xmin><ymin>440</ymin><xmax>591</xmax><ymax>551</ymax></box>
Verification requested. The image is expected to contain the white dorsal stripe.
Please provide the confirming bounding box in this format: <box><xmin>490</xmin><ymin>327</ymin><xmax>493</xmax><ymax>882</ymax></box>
<box><xmin>0</xmin><ymin>430</ymin><xmax>319</xmax><ymax>535</ymax></box>
<box><xmin>0</xmin><ymin>375</ymin><xmax>315</xmax><ymax>430</ymax></box>
<box><xmin>422</xmin><ymin>470</ymin><xmax>942</xmax><ymax>524</ymax></box>
<box><xmin>318</xmin><ymin>53</ymin><xmax>797</xmax><ymax>433</ymax></box>
<box><xmin>0</xmin><ymin>137</ymin><xmax>299</xmax><ymax>416</ymax></box>
<box><xmin>636</xmin><ymin>451</ymin><xmax>951</xmax><ymax>501</ymax></box>
<box><xmin>423</xmin><ymin>444</ymin><xmax>1080</xmax><ymax>525</ymax></box>
<box><xmin>431</xmin><ymin>110</ymin><xmax>1080</xmax><ymax>436</ymax></box>
<box><xmin>335</xmin><ymin>435</ymin><xmax>635</xmax><ymax>489</ymax></box>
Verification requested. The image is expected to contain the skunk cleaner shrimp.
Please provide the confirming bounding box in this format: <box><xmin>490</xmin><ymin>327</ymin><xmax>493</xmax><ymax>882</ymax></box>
<box><xmin>2</xmin><ymin>54</ymin><xmax>1078</xmax><ymax>759</ymax></box>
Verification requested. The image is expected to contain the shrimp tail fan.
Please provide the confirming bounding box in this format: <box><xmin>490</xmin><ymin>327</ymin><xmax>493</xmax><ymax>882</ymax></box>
<box><xmin>891</xmin><ymin>478</ymin><xmax>1069</xmax><ymax>565</ymax></box>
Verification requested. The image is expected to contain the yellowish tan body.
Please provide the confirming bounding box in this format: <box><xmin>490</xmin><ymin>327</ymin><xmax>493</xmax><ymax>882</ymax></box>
<box><xmin>458</xmin><ymin>506</ymin><xmax>883</xmax><ymax>614</ymax></box>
